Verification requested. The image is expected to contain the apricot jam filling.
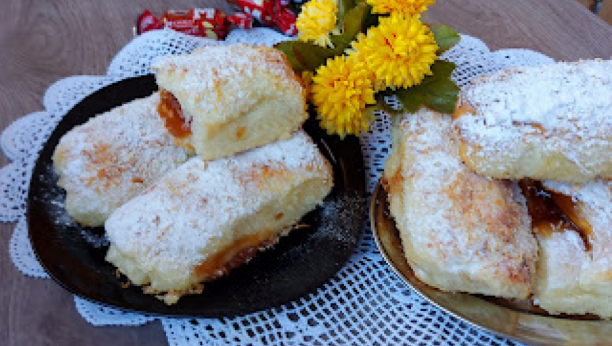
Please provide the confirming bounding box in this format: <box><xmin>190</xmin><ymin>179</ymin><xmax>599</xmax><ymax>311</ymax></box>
<box><xmin>195</xmin><ymin>230</ymin><xmax>278</xmax><ymax>282</ymax></box>
<box><xmin>520</xmin><ymin>180</ymin><xmax>590</xmax><ymax>250</ymax></box>
<box><xmin>158</xmin><ymin>89</ymin><xmax>192</xmax><ymax>138</ymax></box>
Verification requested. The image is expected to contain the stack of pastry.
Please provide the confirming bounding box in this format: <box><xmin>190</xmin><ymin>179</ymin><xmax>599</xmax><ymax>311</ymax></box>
<box><xmin>53</xmin><ymin>44</ymin><xmax>334</xmax><ymax>304</ymax></box>
<box><xmin>383</xmin><ymin>59</ymin><xmax>612</xmax><ymax>318</ymax></box>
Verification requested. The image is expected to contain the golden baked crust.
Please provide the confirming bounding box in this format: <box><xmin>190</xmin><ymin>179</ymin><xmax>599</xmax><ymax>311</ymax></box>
<box><xmin>453</xmin><ymin>59</ymin><xmax>612</xmax><ymax>183</ymax></box>
<box><xmin>52</xmin><ymin>93</ymin><xmax>193</xmax><ymax>226</ymax></box>
<box><xmin>151</xmin><ymin>44</ymin><xmax>308</xmax><ymax>160</ymax></box>
<box><xmin>104</xmin><ymin>130</ymin><xmax>333</xmax><ymax>304</ymax></box>
<box><xmin>383</xmin><ymin>109</ymin><xmax>538</xmax><ymax>299</ymax></box>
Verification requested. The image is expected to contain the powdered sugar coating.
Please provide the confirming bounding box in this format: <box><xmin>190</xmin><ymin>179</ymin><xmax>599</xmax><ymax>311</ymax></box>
<box><xmin>104</xmin><ymin>130</ymin><xmax>333</xmax><ymax>294</ymax></box>
<box><xmin>544</xmin><ymin>179</ymin><xmax>612</xmax><ymax>249</ymax></box>
<box><xmin>534</xmin><ymin>179</ymin><xmax>612</xmax><ymax>317</ymax></box>
<box><xmin>543</xmin><ymin>179</ymin><xmax>612</xmax><ymax>291</ymax></box>
<box><xmin>151</xmin><ymin>44</ymin><xmax>308</xmax><ymax>160</ymax></box>
<box><xmin>454</xmin><ymin>59</ymin><xmax>612</xmax><ymax>182</ymax></box>
<box><xmin>383</xmin><ymin>109</ymin><xmax>537</xmax><ymax>299</ymax></box>
<box><xmin>151</xmin><ymin>44</ymin><xmax>304</xmax><ymax>125</ymax></box>
<box><xmin>532</xmin><ymin>227</ymin><xmax>591</xmax><ymax>315</ymax></box>
<box><xmin>52</xmin><ymin>93</ymin><xmax>193</xmax><ymax>226</ymax></box>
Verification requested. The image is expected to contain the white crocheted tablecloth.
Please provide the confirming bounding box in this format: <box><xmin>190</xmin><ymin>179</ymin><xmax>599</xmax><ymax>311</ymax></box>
<box><xmin>0</xmin><ymin>27</ymin><xmax>554</xmax><ymax>346</ymax></box>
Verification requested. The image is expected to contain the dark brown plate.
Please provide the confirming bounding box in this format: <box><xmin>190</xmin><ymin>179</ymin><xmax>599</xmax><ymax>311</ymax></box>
<box><xmin>370</xmin><ymin>181</ymin><xmax>612</xmax><ymax>346</ymax></box>
<box><xmin>27</xmin><ymin>75</ymin><xmax>366</xmax><ymax>317</ymax></box>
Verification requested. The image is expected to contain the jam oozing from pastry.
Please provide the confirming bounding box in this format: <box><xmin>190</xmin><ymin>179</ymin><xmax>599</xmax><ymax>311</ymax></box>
<box><xmin>549</xmin><ymin>191</ymin><xmax>593</xmax><ymax>237</ymax></box>
<box><xmin>158</xmin><ymin>89</ymin><xmax>192</xmax><ymax>138</ymax></box>
<box><xmin>194</xmin><ymin>229</ymin><xmax>279</xmax><ymax>282</ymax></box>
<box><xmin>520</xmin><ymin>180</ymin><xmax>590</xmax><ymax>250</ymax></box>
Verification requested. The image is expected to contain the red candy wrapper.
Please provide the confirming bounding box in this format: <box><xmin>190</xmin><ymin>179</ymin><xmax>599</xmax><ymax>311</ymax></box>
<box><xmin>226</xmin><ymin>0</ymin><xmax>297</xmax><ymax>35</ymax></box>
<box><xmin>193</xmin><ymin>8</ymin><xmax>231</xmax><ymax>39</ymax></box>
<box><xmin>163</xmin><ymin>10</ymin><xmax>192</xmax><ymax>28</ymax></box>
<box><xmin>136</xmin><ymin>8</ymin><xmax>255</xmax><ymax>39</ymax></box>
<box><xmin>163</xmin><ymin>10</ymin><xmax>200</xmax><ymax>35</ymax></box>
<box><xmin>272</xmin><ymin>0</ymin><xmax>297</xmax><ymax>36</ymax></box>
<box><xmin>136</xmin><ymin>10</ymin><xmax>163</xmax><ymax>34</ymax></box>
<box><xmin>227</xmin><ymin>12</ymin><xmax>254</xmax><ymax>30</ymax></box>
<box><xmin>227</xmin><ymin>0</ymin><xmax>275</xmax><ymax>25</ymax></box>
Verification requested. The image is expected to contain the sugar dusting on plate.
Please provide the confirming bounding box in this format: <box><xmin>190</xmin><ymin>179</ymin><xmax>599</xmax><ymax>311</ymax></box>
<box><xmin>37</xmin><ymin>162</ymin><xmax>109</xmax><ymax>248</ymax></box>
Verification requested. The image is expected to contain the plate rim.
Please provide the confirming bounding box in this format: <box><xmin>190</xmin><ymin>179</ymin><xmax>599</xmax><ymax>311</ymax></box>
<box><xmin>26</xmin><ymin>74</ymin><xmax>367</xmax><ymax>317</ymax></box>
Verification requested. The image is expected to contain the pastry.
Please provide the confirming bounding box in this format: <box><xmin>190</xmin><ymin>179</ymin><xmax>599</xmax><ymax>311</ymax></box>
<box><xmin>151</xmin><ymin>44</ymin><xmax>308</xmax><ymax>160</ymax></box>
<box><xmin>104</xmin><ymin>130</ymin><xmax>333</xmax><ymax>304</ymax></box>
<box><xmin>52</xmin><ymin>92</ymin><xmax>193</xmax><ymax>226</ymax></box>
<box><xmin>383</xmin><ymin>109</ymin><xmax>537</xmax><ymax>299</ymax></box>
<box><xmin>544</xmin><ymin>180</ymin><xmax>612</xmax><ymax>300</ymax></box>
<box><xmin>453</xmin><ymin>59</ymin><xmax>612</xmax><ymax>183</ymax></box>
<box><xmin>525</xmin><ymin>180</ymin><xmax>612</xmax><ymax>318</ymax></box>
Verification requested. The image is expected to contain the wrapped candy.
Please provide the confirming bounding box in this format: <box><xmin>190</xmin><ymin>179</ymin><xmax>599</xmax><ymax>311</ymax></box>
<box><xmin>227</xmin><ymin>0</ymin><xmax>275</xmax><ymax>25</ymax></box>
<box><xmin>226</xmin><ymin>0</ymin><xmax>298</xmax><ymax>35</ymax></box>
<box><xmin>192</xmin><ymin>8</ymin><xmax>231</xmax><ymax>39</ymax></box>
<box><xmin>227</xmin><ymin>12</ymin><xmax>254</xmax><ymax>30</ymax></box>
<box><xmin>271</xmin><ymin>0</ymin><xmax>297</xmax><ymax>35</ymax></box>
<box><xmin>164</xmin><ymin>10</ymin><xmax>200</xmax><ymax>35</ymax></box>
<box><xmin>136</xmin><ymin>8</ymin><xmax>255</xmax><ymax>39</ymax></box>
<box><xmin>136</xmin><ymin>10</ymin><xmax>164</xmax><ymax>34</ymax></box>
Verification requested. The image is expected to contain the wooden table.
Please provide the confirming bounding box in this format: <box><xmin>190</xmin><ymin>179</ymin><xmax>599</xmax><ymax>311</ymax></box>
<box><xmin>1</xmin><ymin>0</ymin><xmax>611</xmax><ymax>345</ymax></box>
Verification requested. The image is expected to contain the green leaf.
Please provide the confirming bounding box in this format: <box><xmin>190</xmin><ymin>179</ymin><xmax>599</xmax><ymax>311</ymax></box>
<box><xmin>394</xmin><ymin>60</ymin><xmax>460</xmax><ymax>114</ymax></box>
<box><xmin>395</xmin><ymin>88</ymin><xmax>421</xmax><ymax>113</ymax></box>
<box><xmin>429</xmin><ymin>23</ymin><xmax>461</xmax><ymax>55</ymax></box>
<box><xmin>423</xmin><ymin>81</ymin><xmax>460</xmax><ymax>113</ymax></box>
<box><xmin>329</xmin><ymin>3</ymin><xmax>370</xmax><ymax>54</ymax></box>
<box><xmin>293</xmin><ymin>42</ymin><xmax>337</xmax><ymax>71</ymax></box>
<box><xmin>275</xmin><ymin>41</ymin><xmax>304</xmax><ymax>71</ymax></box>
<box><xmin>275</xmin><ymin>41</ymin><xmax>336</xmax><ymax>72</ymax></box>
<box><xmin>363</xmin><ymin>12</ymin><xmax>381</xmax><ymax>30</ymax></box>
<box><xmin>345</xmin><ymin>3</ymin><xmax>370</xmax><ymax>33</ymax></box>
<box><xmin>337</xmin><ymin>0</ymin><xmax>357</xmax><ymax>27</ymax></box>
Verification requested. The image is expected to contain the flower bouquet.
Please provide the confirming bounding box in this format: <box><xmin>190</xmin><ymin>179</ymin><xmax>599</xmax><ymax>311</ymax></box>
<box><xmin>275</xmin><ymin>0</ymin><xmax>461</xmax><ymax>137</ymax></box>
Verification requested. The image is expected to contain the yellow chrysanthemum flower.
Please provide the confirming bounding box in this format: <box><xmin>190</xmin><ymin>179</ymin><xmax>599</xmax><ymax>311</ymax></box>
<box><xmin>351</xmin><ymin>14</ymin><xmax>438</xmax><ymax>89</ymax></box>
<box><xmin>367</xmin><ymin>0</ymin><xmax>435</xmax><ymax>16</ymax></box>
<box><xmin>296</xmin><ymin>0</ymin><xmax>340</xmax><ymax>48</ymax></box>
<box><xmin>312</xmin><ymin>55</ymin><xmax>376</xmax><ymax>137</ymax></box>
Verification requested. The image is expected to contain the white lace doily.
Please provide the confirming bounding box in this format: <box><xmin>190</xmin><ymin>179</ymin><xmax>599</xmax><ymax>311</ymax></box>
<box><xmin>1</xmin><ymin>27</ymin><xmax>554</xmax><ymax>346</ymax></box>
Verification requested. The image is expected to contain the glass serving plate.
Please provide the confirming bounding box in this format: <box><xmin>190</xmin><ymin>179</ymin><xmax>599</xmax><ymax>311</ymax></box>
<box><xmin>370</xmin><ymin>181</ymin><xmax>612</xmax><ymax>346</ymax></box>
